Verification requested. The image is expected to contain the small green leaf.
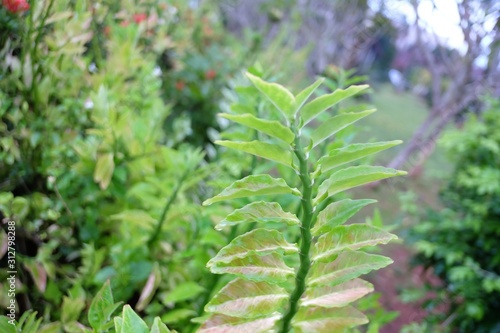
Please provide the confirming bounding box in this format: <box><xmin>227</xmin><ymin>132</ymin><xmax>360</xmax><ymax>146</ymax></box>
<box><xmin>219</xmin><ymin>113</ymin><xmax>294</xmax><ymax>143</ymax></box>
<box><xmin>312</xmin><ymin>199</ymin><xmax>377</xmax><ymax>236</ymax></box>
<box><xmin>311</xmin><ymin>110</ymin><xmax>375</xmax><ymax>148</ymax></box>
<box><xmin>161</xmin><ymin>309</ymin><xmax>196</xmax><ymax>324</ymax></box>
<box><xmin>88</xmin><ymin>280</ymin><xmax>115</xmax><ymax>330</ymax></box>
<box><xmin>203</xmin><ymin>175</ymin><xmax>300</xmax><ymax>206</ymax></box>
<box><xmin>94</xmin><ymin>153</ymin><xmax>115</xmax><ymax>190</ymax></box>
<box><xmin>61</xmin><ymin>296</ymin><xmax>85</xmax><ymax>324</ymax></box>
<box><xmin>162</xmin><ymin>282</ymin><xmax>205</xmax><ymax>304</ymax></box>
<box><xmin>199</xmin><ymin>313</ymin><xmax>281</xmax><ymax>333</ymax></box>
<box><xmin>151</xmin><ymin>317</ymin><xmax>171</xmax><ymax>333</ymax></box>
<box><xmin>114</xmin><ymin>317</ymin><xmax>122</xmax><ymax>332</ymax></box>
<box><xmin>301</xmin><ymin>279</ymin><xmax>373</xmax><ymax>308</ymax></box>
<box><xmin>207</xmin><ymin>229</ymin><xmax>298</xmax><ymax>267</ymax></box>
<box><xmin>308</xmin><ymin>250</ymin><xmax>393</xmax><ymax>287</ymax></box>
<box><xmin>246</xmin><ymin>72</ymin><xmax>295</xmax><ymax>119</ymax></box>
<box><xmin>292</xmin><ymin>305</ymin><xmax>368</xmax><ymax>333</ymax></box>
<box><xmin>209</xmin><ymin>252</ymin><xmax>294</xmax><ymax>284</ymax></box>
<box><xmin>205</xmin><ymin>278</ymin><xmax>288</xmax><ymax>318</ymax></box>
<box><xmin>318</xmin><ymin>140</ymin><xmax>403</xmax><ymax>173</ymax></box>
<box><xmin>315</xmin><ymin>166</ymin><xmax>406</xmax><ymax>204</ymax></box>
<box><xmin>216</xmin><ymin>201</ymin><xmax>299</xmax><ymax>230</ymax></box>
<box><xmin>313</xmin><ymin>225</ymin><xmax>397</xmax><ymax>262</ymax></box>
<box><xmin>295</xmin><ymin>78</ymin><xmax>325</xmax><ymax>114</ymax></box>
<box><xmin>0</xmin><ymin>316</ymin><xmax>16</xmax><ymax>333</ymax></box>
<box><xmin>300</xmin><ymin>84</ymin><xmax>369</xmax><ymax>126</ymax></box>
<box><xmin>120</xmin><ymin>305</ymin><xmax>148</xmax><ymax>333</ymax></box>
<box><xmin>215</xmin><ymin>140</ymin><xmax>293</xmax><ymax>168</ymax></box>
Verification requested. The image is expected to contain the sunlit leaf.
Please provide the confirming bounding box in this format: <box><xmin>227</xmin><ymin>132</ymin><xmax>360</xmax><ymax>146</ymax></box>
<box><xmin>313</xmin><ymin>225</ymin><xmax>397</xmax><ymax>262</ymax></box>
<box><xmin>203</xmin><ymin>175</ymin><xmax>300</xmax><ymax>206</ymax></box>
<box><xmin>246</xmin><ymin>72</ymin><xmax>295</xmax><ymax>119</ymax></box>
<box><xmin>318</xmin><ymin>140</ymin><xmax>403</xmax><ymax>173</ymax></box>
<box><xmin>311</xmin><ymin>110</ymin><xmax>375</xmax><ymax>148</ymax></box>
<box><xmin>207</xmin><ymin>229</ymin><xmax>298</xmax><ymax>266</ymax></box>
<box><xmin>315</xmin><ymin>166</ymin><xmax>406</xmax><ymax>204</ymax></box>
<box><xmin>301</xmin><ymin>279</ymin><xmax>373</xmax><ymax>308</ymax></box>
<box><xmin>312</xmin><ymin>199</ymin><xmax>377</xmax><ymax>236</ymax></box>
<box><xmin>292</xmin><ymin>305</ymin><xmax>368</xmax><ymax>333</ymax></box>
<box><xmin>209</xmin><ymin>253</ymin><xmax>294</xmax><ymax>284</ymax></box>
<box><xmin>94</xmin><ymin>153</ymin><xmax>114</xmax><ymax>190</ymax></box>
<box><xmin>216</xmin><ymin>201</ymin><xmax>299</xmax><ymax>230</ymax></box>
<box><xmin>300</xmin><ymin>85</ymin><xmax>369</xmax><ymax>126</ymax></box>
<box><xmin>216</xmin><ymin>140</ymin><xmax>293</xmax><ymax>168</ymax></box>
<box><xmin>219</xmin><ymin>113</ymin><xmax>294</xmax><ymax>143</ymax></box>
<box><xmin>120</xmin><ymin>305</ymin><xmax>148</xmax><ymax>333</ymax></box>
<box><xmin>308</xmin><ymin>250</ymin><xmax>393</xmax><ymax>287</ymax></box>
<box><xmin>205</xmin><ymin>278</ymin><xmax>288</xmax><ymax>318</ymax></box>
<box><xmin>199</xmin><ymin>313</ymin><xmax>281</xmax><ymax>333</ymax></box>
<box><xmin>295</xmin><ymin>78</ymin><xmax>325</xmax><ymax>114</ymax></box>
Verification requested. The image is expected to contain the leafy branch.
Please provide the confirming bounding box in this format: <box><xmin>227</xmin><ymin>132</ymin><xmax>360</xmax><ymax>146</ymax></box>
<box><xmin>200</xmin><ymin>73</ymin><xmax>406</xmax><ymax>332</ymax></box>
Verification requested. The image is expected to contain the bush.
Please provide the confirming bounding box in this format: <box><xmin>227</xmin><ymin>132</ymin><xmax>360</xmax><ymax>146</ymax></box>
<box><xmin>409</xmin><ymin>99</ymin><xmax>500</xmax><ymax>332</ymax></box>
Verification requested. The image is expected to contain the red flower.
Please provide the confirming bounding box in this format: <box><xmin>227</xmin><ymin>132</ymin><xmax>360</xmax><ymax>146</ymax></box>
<box><xmin>133</xmin><ymin>13</ymin><xmax>147</xmax><ymax>24</ymax></box>
<box><xmin>205</xmin><ymin>69</ymin><xmax>216</xmax><ymax>80</ymax></box>
<box><xmin>2</xmin><ymin>0</ymin><xmax>29</xmax><ymax>13</ymax></box>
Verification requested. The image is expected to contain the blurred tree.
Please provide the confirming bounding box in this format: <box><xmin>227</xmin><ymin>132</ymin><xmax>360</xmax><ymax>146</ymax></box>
<box><xmin>386</xmin><ymin>0</ymin><xmax>500</xmax><ymax>175</ymax></box>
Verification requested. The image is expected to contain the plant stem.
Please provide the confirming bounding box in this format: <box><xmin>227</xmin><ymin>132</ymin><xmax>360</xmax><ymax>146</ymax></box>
<box><xmin>148</xmin><ymin>168</ymin><xmax>190</xmax><ymax>246</ymax></box>
<box><xmin>280</xmin><ymin>128</ymin><xmax>315</xmax><ymax>333</ymax></box>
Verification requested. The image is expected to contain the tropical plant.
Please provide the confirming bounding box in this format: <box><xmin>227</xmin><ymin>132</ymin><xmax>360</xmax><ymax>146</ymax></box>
<box><xmin>200</xmin><ymin>72</ymin><xmax>406</xmax><ymax>332</ymax></box>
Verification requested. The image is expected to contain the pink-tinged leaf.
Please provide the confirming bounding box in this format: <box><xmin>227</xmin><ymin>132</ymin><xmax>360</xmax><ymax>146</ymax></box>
<box><xmin>203</xmin><ymin>175</ymin><xmax>300</xmax><ymax>206</ymax></box>
<box><xmin>23</xmin><ymin>260</ymin><xmax>47</xmax><ymax>292</ymax></box>
<box><xmin>199</xmin><ymin>313</ymin><xmax>281</xmax><ymax>333</ymax></box>
<box><xmin>311</xmin><ymin>199</ymin><xmax>377</xmax><ymax>236</ymax></box>
<box><xmin>209</xmin><ymin>253</ymin><xmax>294</xmax><ymax>284</ymax></box>
<box><xmin>308</xmin><ymin>250</ymin><xmax>393</xmax><ymax>287</ymax></box>
<box><xmin>301</xmin><ymin>279</ymin><xmax>373</xmax><ymax>308</ymax></box>
<box><xmin>135</xmin><ymin>263</ymin><xmax>161</xmax><ymax>311</ymax></box>
<box><xmin>207</xmin><ymin>229</ymin><xmax>298</xmax><ymax>267</ymax></box>
<box><xmin>205</xmin><ymin>278</ymin><xmax>288</xmax><ymax>318</ymax></box>
<box><xmin>292</xmin><ymin>305</ymin><xmax>368</xmax><ymax>333</ymax></box>
<box><xmin>216</xmin><ymin>201</ymin><xmax>299</xmax><ymax>230</ymax></box>
<box><xmin>313</xmin><ymin>224</ymin><xmax>397</xmax><ymax>262</ymax></box>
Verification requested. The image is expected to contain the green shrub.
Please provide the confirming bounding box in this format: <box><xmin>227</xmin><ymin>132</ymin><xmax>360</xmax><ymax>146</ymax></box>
<box><xmin>409</xmin><ymin>99</ymin><xmax>500</xmax><ymax>332</ymax></box>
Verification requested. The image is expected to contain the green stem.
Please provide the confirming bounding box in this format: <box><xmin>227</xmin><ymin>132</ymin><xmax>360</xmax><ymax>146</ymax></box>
<box><xmin>147</xmin><ymin>168</ymin><xmax>190</xmax><ymax>246</ymax></box>
<box><xmin>281</xmin><ymin>128</ymin><xmax>315</xmax><ymax>333</ymax></box>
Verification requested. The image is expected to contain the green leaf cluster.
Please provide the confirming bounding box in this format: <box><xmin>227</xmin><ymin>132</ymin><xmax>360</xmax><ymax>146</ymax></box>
<box><xmin>202</xmin><ymin>73</ymin><xmax>405</xmax><ymax>332</ymax></box>
<box><xmin>409</xmin><ymin>99</ymin><xmax>500</xmax><ymax>332</ymax></box>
